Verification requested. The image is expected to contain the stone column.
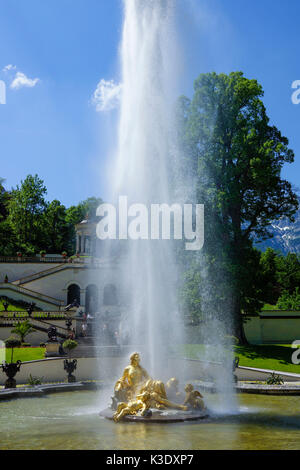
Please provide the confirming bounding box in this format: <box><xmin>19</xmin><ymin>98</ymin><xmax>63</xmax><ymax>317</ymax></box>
<box><xmin>91</xmin><ymin>236</ymin><xmax>97</xmax><ymax>257</ymax></box>
<box><xmin>80</xmin><ymin>289</ymin><xmax>86</xmax><ymax>306</ymax></box>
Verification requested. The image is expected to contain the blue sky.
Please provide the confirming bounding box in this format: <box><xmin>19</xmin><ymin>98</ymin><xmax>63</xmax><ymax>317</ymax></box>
<box><xmin>0</xmin><ymin>0</ymin><xmax>299</xmax><ymax>207</ymax></box>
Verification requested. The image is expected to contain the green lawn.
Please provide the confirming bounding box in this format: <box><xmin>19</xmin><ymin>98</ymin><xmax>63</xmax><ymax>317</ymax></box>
<box><xmin>180</xmin><ymin>343</ymin><xmax>300</xmax><ymax>374</ymax></box>
<box><xmin>2</xmin><ymin>344</ymin><xmax>300</xmax><ymax>375</ymax></box>
<box><xmin>4</xmin><ymin>347</ymin><xmax>45</xmax><ymax>362</ymax></box>
<box><xmin>262</xmin><ymin>303</ymin><xmax>278</xmax><ymax>311</ymax></box>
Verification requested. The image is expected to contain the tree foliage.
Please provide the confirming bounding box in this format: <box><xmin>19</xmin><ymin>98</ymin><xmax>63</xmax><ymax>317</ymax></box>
<box><xmin>43</xmin><ymin>200</ymin><xmax>70</xmax><ymax>253</ymax></box>
<box><xmin>276</xmin><ymin>287</ymin><xmax>300</xmax><ymax>311</ymax></box>
<box><xmin>0</xmin><ymin>175</ymin><xmax>103</xmax><ymax>256</ymax></box>
<box><xmin>178</xmin><ymin>72</ymin><xmax>299</xmax><ymax>341</ymax></box>
<box><xmin>8</xmin><ymin>174</ymin><xmax>47</xmax><ymax>253</ymax></box>
<box><xmin>11</xmin><ymin>320</ymin><xmax>36</xmax><ymax>344</ymax></box>
<box><xmin>260</xmin><ymin>248</ymin><xmax>300</xmax><ymax>304</ymax></box>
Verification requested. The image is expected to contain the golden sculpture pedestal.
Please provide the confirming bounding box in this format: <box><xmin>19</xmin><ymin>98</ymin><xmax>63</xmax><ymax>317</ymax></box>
<box><xmin>100</xmin><ymin>407</ymin><xmax>208</xmax><ymax>423</ymax></box>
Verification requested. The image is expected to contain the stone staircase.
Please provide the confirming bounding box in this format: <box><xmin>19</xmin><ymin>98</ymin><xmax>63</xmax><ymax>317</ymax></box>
<box><xmin>12</xmin><ymin>264</ymin><xmax>69</xmax><ymax>286</ymax></box>
<box><xmin>72</xmin><ymin>337</ymin><xmax>134</xmax><ymax>358</ymax></box>
<box><xmin>29</xmin><ymin>318</ymin><xmax>69</xmax><ymax>339</ymax></box>
<box><xmin>0</xmin><ymin>282</ymin><xmax>64</xmax><ymax>308</ymax></box>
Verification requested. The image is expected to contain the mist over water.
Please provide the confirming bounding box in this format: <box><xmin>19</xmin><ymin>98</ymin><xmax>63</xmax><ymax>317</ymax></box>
<box><xmin>104</xmin><ymin>0</ymin><xmax>236</xmax><ymax>410</ymax></box>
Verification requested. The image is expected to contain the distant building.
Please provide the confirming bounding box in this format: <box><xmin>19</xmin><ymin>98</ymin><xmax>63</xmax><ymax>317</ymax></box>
<box><xmin>75</xmin><ymin>217</ymin><xmax>96</xmax><ymax>256</ymax></box>
<box><xmin>0</xmin><ymin>218</ymin><xmax>124</xmax><ymax>318</ymax></box>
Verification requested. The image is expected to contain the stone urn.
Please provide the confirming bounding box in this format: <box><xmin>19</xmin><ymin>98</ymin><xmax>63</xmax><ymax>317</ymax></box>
<box><xmin>1</xmin><ymin>360</ymin><xmax>21</xmax><ymax>388</ymax></box>
<box><xmin>64</xmin><ymin>359</ymin><xmax>77</xmax><ymax>383</ymax></box>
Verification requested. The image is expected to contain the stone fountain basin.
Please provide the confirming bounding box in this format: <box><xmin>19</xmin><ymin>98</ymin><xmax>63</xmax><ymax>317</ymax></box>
<box><xmin>100</xmin><ymin>407</ymin><xmax>209</xmax><ymax>423</ymax></box>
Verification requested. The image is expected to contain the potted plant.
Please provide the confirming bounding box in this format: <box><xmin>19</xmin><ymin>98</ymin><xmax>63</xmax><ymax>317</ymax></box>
<box><xmin>62</xmin><ymin>251</ymin><xmax>67</xmax><ymax>259</ymax></box>
<box><xmin>266</xmin><ymin>372</ymin><xmax>284</xmax><ymax>385</ymax></box>
<box><xmin>62</xmin><ymin>339</ymin><xmax>78</xmax><ymax>383</ymax></box>
<box><xmin>40</xmin><ymin>250</ymin><xmax>46</xmax><ymax>259</ymax></box>
<box><xmin>1</xmin><ymin>336</ymin><xmax>22</xmax><ymax>388</ymax></box>
<box><xmin>28</xmin><ymin>374</ymin><xmax>43</xmax><ymax>387</ymax></box>
<box><xmin>16</xmin><ymin>252</ymin><xmax>22</xmax><ymax>261</ymax></box>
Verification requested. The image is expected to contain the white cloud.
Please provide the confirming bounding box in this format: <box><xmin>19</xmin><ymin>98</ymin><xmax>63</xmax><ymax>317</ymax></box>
<box><xmin>92</xmin><ymin>79</ymin><xmax>122</xmax><ymax>112</ymax></box>
<box><xmin>2</xmin><ymin>64</ymin><xmax>17</xmax><ymax>72</ymax></box>
<box><xmin>10</xmin><ymin>71</ymin><xmax>39</xmax><ymax>90</ymax></box>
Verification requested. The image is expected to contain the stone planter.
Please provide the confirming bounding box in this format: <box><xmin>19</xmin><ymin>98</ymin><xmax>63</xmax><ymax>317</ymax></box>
<box><xmin>64</xmin><ymin>359</ymin><xmax>77</xmax><ymax>383</ymax></box>
<box><xmin>1</xmin><ymin>361</ymin><xmax>21</xmax><ymax>388</ymax></box>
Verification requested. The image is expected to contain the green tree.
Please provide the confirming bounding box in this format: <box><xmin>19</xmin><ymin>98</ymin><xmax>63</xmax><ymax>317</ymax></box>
<box><xmin>43</xmin><ymin>200</ymin><xmax>70</xmax><ymax>253</ymax></box>
<box><xmin>276</xmin><ymin>287</ymin><xmax>300</xmax><ymax>310</ymax></box>
<box><xmin>11</xmin><ymin>320</ymin><xmax>36</xmax><ymax>344</ymax></box>
<box><xmin>66</xmin><ymin>197</ymin><xmax>103</xmax><ymax>225</ymax></box>
<box><xmin>259</xmin><ymin>249</ymin><xmax>300</xmax><ymax>305</ymax></box>
<box><xmin>0</xmin><ymin>219</ymin><xmax>17</xmax><ymax>255</ymax></box>
<box><xmin>4</xmin><ymin>337</ymin><xmax>21</xmax><ymax>363</ymax></box>
<box><xmin>179</xmin><ymin>266</ymin><xmax>202</xmax><ymax>323</ymax></box>
<box><xmin>0</xmin><ymin>178</ymin><xmax>16</xmax><ymax>255</ymax></box>
<box><xmin>0</xmin><ymin>177</ymin><xmax>8</xmax><ymax>218</ymax></box>
<box><xmin>178</xmin><ymin>72</ymin><xmax>298</xmax><ymax>342</ymax></box>
<box><xmin>0</xmin><ymin>174</ymin><xmax>104</xmax><ymax>256</ymax></box>
<box><xmin>8</xmin><ymin>174</ymin><xmax>47</xmax><ymax>253</ymax></box>
<box><xmin>239</xmin><ymin>246</ymin><xmax>266</xmax><ymax>315</ymax></box>
<box><xmin>275</xmin><ymin>252</ymin><xmax>300</xmax><ymax>295</ymax></box>
<box><xmin>259</xmin><ymin>248</ymin><xmax>281</xmax><ymax>304</ymax></box>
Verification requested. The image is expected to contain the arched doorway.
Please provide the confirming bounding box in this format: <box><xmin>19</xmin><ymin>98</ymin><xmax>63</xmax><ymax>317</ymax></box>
<box><xmin>67</xmin><ymin>284</ymin><xmax>80</xmax><ymax>305</ymax></box>
<box><xmin>85</xmin><ymin>284</ymin><xmax>99</xmax><ymax>314</ymax></box>
<box><xmin>103</xmin><ymin>284</ymin><xmax>118</xmax><ymax>306</ymax></box>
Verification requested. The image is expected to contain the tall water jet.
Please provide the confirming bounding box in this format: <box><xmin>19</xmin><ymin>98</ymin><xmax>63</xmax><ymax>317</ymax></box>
<box><xmin>110</xmin><ymin>0</ymin><xmax>181</xmax><ymax>378</ymax></box>
<box><xmin>100</xmin><ymin>0</ymin><xmax>236</xmax><ymax>414</ymax></box>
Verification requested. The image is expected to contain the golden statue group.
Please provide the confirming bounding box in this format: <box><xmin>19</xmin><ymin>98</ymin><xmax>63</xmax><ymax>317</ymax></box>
<box><xmin>111</xmin><ymin>352</ymin><xmax>205</xmax><ymax>422</ymax></box>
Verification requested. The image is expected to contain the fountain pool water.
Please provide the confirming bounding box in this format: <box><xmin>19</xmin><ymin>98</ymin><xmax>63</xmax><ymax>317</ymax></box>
<box><xmin>1</xmin><ymin>390</ymin><xmax>300</xmax><ymax>450</ymax></box>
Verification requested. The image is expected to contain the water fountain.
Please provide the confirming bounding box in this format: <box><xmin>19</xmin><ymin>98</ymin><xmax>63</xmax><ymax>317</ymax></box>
<box><xmin>100</xmin><ymin>352</ymin><xmax>208</xmax><ymax>422</ymax></box>
<box><xmin>109</xmin><ymin>0</ymin><xmax>182</xmax><ymax>374</ymax></box>
<box><xmin>97</xmin><ymin>0</ymin><xmax>235</xmax><ymax>422</ymax></box>
<box><xmin>1</xmin><ymin>0</ymin><xmax>300</xmax><ymax>450</ymax></box>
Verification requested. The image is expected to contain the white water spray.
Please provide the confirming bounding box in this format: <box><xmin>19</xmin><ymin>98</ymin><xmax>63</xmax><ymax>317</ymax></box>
<box><xmin>110</xmin><ymin>0</ymin><xmax>181</xmax><ymax>378</ymax></box>
<box><xmin>102</xmin><ymin>0</ymin><xmax>236</xmax><ymax>412</ymax></box>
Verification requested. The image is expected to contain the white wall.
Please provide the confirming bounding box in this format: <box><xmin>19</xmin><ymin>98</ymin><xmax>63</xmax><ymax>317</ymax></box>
<box><xmin>0</xmin><ymin>263</ymin><xmax>61</xmax><ymax>283</ymax></box>
<box><xmin>20</xmin><ymin>265</ymin><xmax>123</xmax><ymax>308</ymax></box>
<box><xmin>1</xmin><ymin>356</ymin><xmax>299</xmax><ymax>386</ymax></box>
<box><xmin>0</xmin><ymin>357</ymin><xmax>121</xmax><ymax>385</ymax></box>
<box><xmin>0</xmin><ymin>285</ymin><xmax>61</xmax><ymax>310</ymax></box>
<box><xmin>0</xmin><ymin>262</ymin><xmax>127</xmax><ymax>315</ymax></box>
<box><xmin>244</xmin><ymin>313</ymin><xmax>300</xmax><ymax>344</ymax></box>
